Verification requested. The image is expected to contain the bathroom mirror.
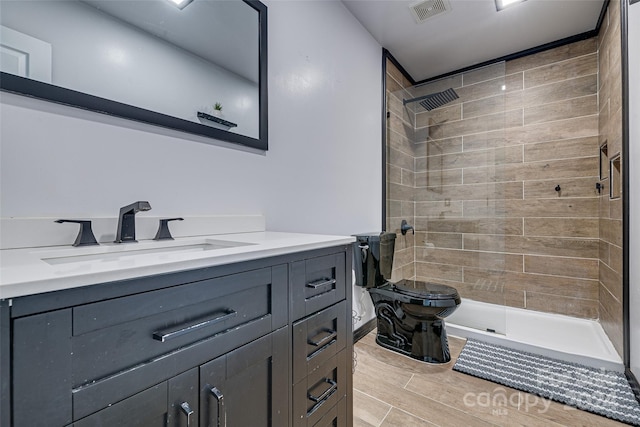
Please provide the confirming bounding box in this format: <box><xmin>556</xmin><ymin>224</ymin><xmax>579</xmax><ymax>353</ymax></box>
<box><xmin>0</xmin><ymin>0</ymin><xmax>268</xmax><ymax>151</ymax></box>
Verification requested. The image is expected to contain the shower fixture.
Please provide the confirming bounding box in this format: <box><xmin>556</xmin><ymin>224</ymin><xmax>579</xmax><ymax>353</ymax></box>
<box><xmin>403</xmin><ymin>88</ymin><xmax>460</xmax><ymax>111</ymax></box>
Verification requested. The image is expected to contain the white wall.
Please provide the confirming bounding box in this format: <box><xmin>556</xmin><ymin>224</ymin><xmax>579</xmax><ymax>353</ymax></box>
<box><xmin>0</xmin><ymin>0</ymin><xmax>381</xmax><ymax>224</ymax></box>
<box><xmin>0</xmin><ymin>1</ymin><xmax>381</xmax><ymax>329</ymax></box>
<box><xmin>263</xmin><ymin>0</ymin><xmax>381</xmax><ymax>237</ymax></box>
<box><xmin>628</xmin><ymin>0</ymin><xmax>640</xmax><ymax>380</ymax></box>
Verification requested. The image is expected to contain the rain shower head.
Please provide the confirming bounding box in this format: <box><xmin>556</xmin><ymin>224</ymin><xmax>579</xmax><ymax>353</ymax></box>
<box><xmin>403</xmin><ymin>88</ymin><xmax>459</xmax><ymax>111</ymax></box>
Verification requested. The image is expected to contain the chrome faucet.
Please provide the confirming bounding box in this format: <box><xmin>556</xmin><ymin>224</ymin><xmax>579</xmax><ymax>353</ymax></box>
<box><xmin>115</xmin><ymin>201</ymin><xmax>151</xmax><ymax>243</ymax></box>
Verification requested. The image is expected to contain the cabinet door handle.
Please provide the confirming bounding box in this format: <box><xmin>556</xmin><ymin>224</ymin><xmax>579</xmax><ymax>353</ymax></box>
<box><xmin>308</xmin><ymin>329</ymin><xmax>337</xmax><ymax>347</ymax></box>
<box><xmin>305</xmin><ymin>278</ymin><xmax>336</xmax><ymax>289</ymax></box>
<box><xmin>210</xmin><ymin>386</ymin><xmax>226</xmax><ymax>427</ymax></box>
<box><xmin>152</xmin><ymin>309</ymin><xmax>237</xmax><ymax>342</ymax></box>
<box><xmin>308</xmin><ymin>378</ymin><xmax>337</xmax><ymax>403</ymax></box>
<box><xmin>180</xmin><ymin>401</ymin><xmax>194</xmax><ymax>427</ymax></box>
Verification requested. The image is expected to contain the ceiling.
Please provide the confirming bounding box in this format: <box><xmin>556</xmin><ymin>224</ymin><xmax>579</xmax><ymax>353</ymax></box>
<box><xmin>342</xmin><ymin>0</ymin><xmax>605</xmax><ymax>82</ymax></box>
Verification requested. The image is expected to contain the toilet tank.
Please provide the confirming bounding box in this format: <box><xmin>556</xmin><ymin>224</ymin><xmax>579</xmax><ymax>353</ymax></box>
<box><xmin>353</xmin><ymin>232</ymin><xmax>396</xmax><ymax>288</ymax></box>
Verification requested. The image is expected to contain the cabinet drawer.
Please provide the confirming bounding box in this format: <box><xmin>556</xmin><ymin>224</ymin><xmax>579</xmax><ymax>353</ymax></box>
<box><xmin>72</xmin><ymin>267</ymin><xmax>285</xmax><ymax>383</ymax></box>
<box><xmin>69</xmin><ymin>266</ymin><xmax>287</xmax><ymax>420</ymax></box>
<box><xmin>312</xmin><ymin>398</ymin><xmax>347</xmax><ymax>427</ymax></box>
<box><xmin>293</xmin><ymin>349</ymin><xmax>347</xmax><ymax>427</ymax></box>
<box><xmin>292</xmin><ymin>300</ymin><xmax>348</xmax><ymax>384</ymax></box>
<box><xmin>291</xmin><ymin>252</ymin><xmax>346</xmax><ymax>321</ymax></box>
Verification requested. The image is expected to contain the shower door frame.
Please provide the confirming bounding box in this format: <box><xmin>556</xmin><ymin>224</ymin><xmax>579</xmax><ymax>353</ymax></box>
<box><xmin>621</xmin><ymin>0</ymin><xmax>640</xmax><ymax>401</ymax></box>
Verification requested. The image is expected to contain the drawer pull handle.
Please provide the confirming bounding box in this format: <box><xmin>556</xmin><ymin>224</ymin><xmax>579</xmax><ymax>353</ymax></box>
<box><xmin>306</xmin><ymin>278</ymin><xmax>336</xmax><ymax>289</ymax></box>
<box><xmin>180</xmin><ymin>401</ymin><xmax>194</xmax><ymax>427</ymax></box>
<box><xmin>308</xmin><ymin>329</ymin><xmax>337</xmax><ymax>347</ymax></box>
<box><xmin>210</xmin><ymin>386</ymin><xmax>226</xmax><ymax>427</ymax></box>
<box><xmin>152</xmin><ymin>309</ymin><xmax>237</xmax><ymax>342</ymax></box>
<box><xmin>308</xmin><ymin>378</ymin><xmax>337</xmax><ymax>403</ymax></box>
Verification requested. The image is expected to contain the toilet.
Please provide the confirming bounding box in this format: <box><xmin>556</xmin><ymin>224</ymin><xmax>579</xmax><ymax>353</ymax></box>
<box><xmin>354</xmin><ymin>232</ymin><xmax>461</xmax><ymax>363</ymax></box>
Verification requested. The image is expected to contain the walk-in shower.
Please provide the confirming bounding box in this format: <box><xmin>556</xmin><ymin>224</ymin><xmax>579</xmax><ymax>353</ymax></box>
<box><xmin>385</xmin><ymin>58</ymin><xmax>622</xmax><ymax>370</ymax></box>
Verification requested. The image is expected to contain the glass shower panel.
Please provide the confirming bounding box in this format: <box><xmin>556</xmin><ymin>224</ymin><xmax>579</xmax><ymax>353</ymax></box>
<box><xmin>388</xmin><ymin>62</ymin><xmax>511</xmax><ymax>335</ymax></box>
<box><xmin>386</xmin><ymin>79</ymin><xmax>417</xmax><ymax>283</ymax></box>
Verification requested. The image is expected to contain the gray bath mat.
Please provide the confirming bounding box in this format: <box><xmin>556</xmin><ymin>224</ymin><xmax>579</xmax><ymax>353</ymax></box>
<box><xmin>453</xmin><ymin>339</ymin><xmax>640</xmax><ymax>426</ymax></box>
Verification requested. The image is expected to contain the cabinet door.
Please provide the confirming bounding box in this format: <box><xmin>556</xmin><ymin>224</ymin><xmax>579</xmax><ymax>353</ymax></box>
<box><xmin>71</xmin><ymin>368</ymin><xmax>199</xmax><ymax>427</ymax></box>
<box><xmin>168</xmin><ymin>369</ymin><xmax>199</xmax><ymax>427</ymax></box>
<box><xmin>71</xmin><ymin>383</ymin><xmax>168</xmax><ymax>427</ymax></box>
<box><xmin>199</xmin><ymin>328</ymin><xmax>288</xmax><ymax>427</ymax></box>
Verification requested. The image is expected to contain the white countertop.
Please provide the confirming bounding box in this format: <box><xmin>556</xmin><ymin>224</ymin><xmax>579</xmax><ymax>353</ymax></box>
<box><xmin>0</xmin><ymin>231</ymin><xmax>355</xmax><ymax>299</ymax></box>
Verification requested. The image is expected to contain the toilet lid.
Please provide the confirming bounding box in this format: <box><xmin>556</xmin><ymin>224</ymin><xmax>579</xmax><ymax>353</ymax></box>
<box><xmin>392</xmin><ymin>280</ymin><xmax>459</xmax><ymax>300</ymax></box>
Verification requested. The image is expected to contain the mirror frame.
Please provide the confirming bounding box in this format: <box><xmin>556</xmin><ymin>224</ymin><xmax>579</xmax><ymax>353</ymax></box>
<box><xmin>0</xmin><ymin>0</ymin><xmax>268</xmax><ymax>151</ymax></box>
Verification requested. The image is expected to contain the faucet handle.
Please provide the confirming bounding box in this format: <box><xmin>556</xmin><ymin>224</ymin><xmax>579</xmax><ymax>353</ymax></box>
<box><xmin>55</xmin><ymin>219</ymin><xmax>99</xmax><ymax>247</ymax></box>
<box><xmin>400</xmin><ymin>219</ymin><xmax>415</xmax><ymax>236</ymax></box>
<box><xmin>153</xmin><ymin>218</ymin><xmax>184</xmax><ymax>241</ymax></box>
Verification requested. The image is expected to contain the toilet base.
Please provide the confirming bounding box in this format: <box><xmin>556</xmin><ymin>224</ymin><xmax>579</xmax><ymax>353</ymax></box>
<box><xmin>374</xmin><ymin>303</ymin><xmax>452</xmax><ymax>364</ymax></box>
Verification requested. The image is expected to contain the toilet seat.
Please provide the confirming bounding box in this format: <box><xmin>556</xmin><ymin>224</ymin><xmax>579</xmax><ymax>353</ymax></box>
<box><xmin>392</xmin><ymin>280</ymin><xmax>459</xmax><ymax>300</ymax></box>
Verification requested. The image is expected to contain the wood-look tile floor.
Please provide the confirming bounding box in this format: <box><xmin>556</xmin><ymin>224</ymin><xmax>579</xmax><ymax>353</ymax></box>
<box><xmin>353</xmin><ymin>331</ymin><xmax>629</xmax><ymax>427</ymax></box>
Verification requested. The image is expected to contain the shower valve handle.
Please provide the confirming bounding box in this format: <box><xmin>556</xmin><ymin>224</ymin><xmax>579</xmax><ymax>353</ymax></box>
<box><xmin>401</xmin><ymin>220</ymin><xmax>415</xmax><ymax>236</ymax></box>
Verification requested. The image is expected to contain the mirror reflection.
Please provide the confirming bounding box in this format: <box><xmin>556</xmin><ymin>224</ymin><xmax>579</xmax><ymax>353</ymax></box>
<box><xmin>0</xmin><ymin>0</ymin><xmax>263</xmax><ymax>144</ymax></box>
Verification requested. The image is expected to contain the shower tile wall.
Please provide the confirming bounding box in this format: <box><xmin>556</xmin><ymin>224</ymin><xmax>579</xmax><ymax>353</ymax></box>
<box><xmin>597</xmin><ymin>0</ymin><xmax>624</xmax><ymax>356</ymax></box>
<box><xmin>386</xmin><ymin>59</ymin><xmax>416</xmax><ymax>281</ymax></box>
<box><xmin>412</xmin><ymin>39</ymin><xmax>601</xmax><ymax>319</ymax></box>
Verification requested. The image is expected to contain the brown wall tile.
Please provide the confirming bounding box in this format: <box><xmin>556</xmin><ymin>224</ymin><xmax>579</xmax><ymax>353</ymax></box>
<box><xmin>462</xmin><ymin>156</ymin><xmax>598</xmax><ymax>184</ymax></box>
<box><xmin>599</xmin><ymin>260</ymin><xmax>622</xmax><ymax>303</ymax></box>
<box><xmin>524</xmin><ymin>255</ymin><xmax>598</xmax><ymax>279</ymax></box>
<box><xmin>416</xmin><ymin>232</ymin><xmax>463</xmax><ymax>249</ymax></box>
<box><xmin>526</xmin><ymin>292</ymin><xmax>598</xmax><ymax>319</ymax></box>
<box><xmin>414</xmin><ymin>262</ymin><xmax>463</xmax><ymax>282</ymax></box>
<box><xmin>600</xmin><ymin>217</ymin><xmax>623</xmax><ymax>246</ymax></box>
<box><xmin>415</xmin><ymin>137</ymin><xmax>463</xmax><ymax>157</ymax></box>
<box><xmin>416</xmin><ymin>103</ymin><xmax>462</xmax><ymax>128</ymax></box>
<box><xmin>422</xmin><ymin>145</ymin><xmax>523</xmax><ymax>171</ymax></box>
<box><xmin>463</xmin><ymin>235</ymin><xmax>598</xmax><ymax>258</ymax></box>
<box><xmin>456</xmin><ymin>73</ymin><xmax>523</xmax><ymax>102</ymax></box>
<box><xmin>523</xmin><ymin>95</ymin><xmax>598</xmax><ymax>125</ymax></box>
<box><xmin>429</xmin><ymin>109</ymin><xmax>523</xmax><ymax>140</ymax></box>
<box><xmin>523</xmin><ymin>136</ymin><xmax>599</xmax><ymax>162</ymax></box>
<box><xmin>600</xmin><ymin>285</ymin><xmax>624</xmax><ymax>355</ymax></box>
<box><xmin>425</xmin><ymin>218</ymin><xmax>523</xmax><ymax>235</ymax></box>
<box><xmin>608</xmin><ymin>243</ymin><xmax>623</xmax><ymax>274</ymax></box>
<box><xmin>415</xmin><ymin>181</ymin><xmax>523</xmax><ymax>202</ymax></box>
<box><xmin>415</xmin><ymin>201</ymin><xmax>463</xmax><ymax>219</ymax></box>
<box><xmin>462</xmin><ymin>91</ymin><xmax>523</xmax><ymax>119</ymax></box>
<box><xmin>524</xmin><ymin>218</ymin><xmax>599</xmax><ymax>238</ymax></box>
<box><xmin>523</xmin><ymin>177</ymin><xmax>600</xmax><ymax>199</ymax></box>
<box><xmin>502</xmin><ymin>271</ymin><xmax>599</xmax><ymax>300</ymax></box>
<box><xmin>414</xmin><ymin>169</ymin><xmax>463</xmax><ymax>187</ymax></box>
<box><xmin>506</xmin><ymin>38</ymin><xmax>597</xmax><ymax>74</ymax></box>
<box><xmin>523</xmin><ymin>53</ymin><xmax>597</xmax><ymax>89</ymax></box>
<box><xmin>522</xmin><ymin>74</ymin><xmax>597</xmax><ymax>108</ymax></box>
<box><xmin>463</xmin><ymin>62</ymin><xmax>507</xmax><ymax>86</ymax></box>
<box><xmin>463</xmin><ymin>198</ymin><xmax>598</xmax><ymax>218</ymax></box>
<box><xmin>415</xmin><ymin>247</ymin><xmax>523</xmax><ymax>272</ymax></box>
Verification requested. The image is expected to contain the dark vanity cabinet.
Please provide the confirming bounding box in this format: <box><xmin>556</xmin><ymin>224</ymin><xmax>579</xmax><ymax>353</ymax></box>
<box><xmin>0</xmin><ymin>244</ymin><xmax>353</xmax><ymax>427</ymax></box>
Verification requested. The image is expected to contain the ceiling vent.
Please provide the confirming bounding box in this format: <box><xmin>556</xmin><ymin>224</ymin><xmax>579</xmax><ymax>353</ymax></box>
<box><xmin>409</xmin><ymin>0</ymin><xmax>452</xmax><ymax>23</ymax></box>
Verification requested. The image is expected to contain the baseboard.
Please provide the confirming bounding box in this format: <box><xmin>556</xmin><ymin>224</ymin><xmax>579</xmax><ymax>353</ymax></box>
<box><xmin>626</xmin><ymin>368</ymin><xmax>640</xmax><ymax>404</ymax></box>
<box><xmin>353</xmin><ymin>318</ymin><xmax>376</xmax><ymax>343</ymax></box>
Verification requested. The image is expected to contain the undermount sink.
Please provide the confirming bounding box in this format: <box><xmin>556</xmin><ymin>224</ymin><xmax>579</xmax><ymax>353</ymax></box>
<box><xmin>39</xmin><ymin>238</ymin><xmax>255</xmax><ymax>266</ymax></box>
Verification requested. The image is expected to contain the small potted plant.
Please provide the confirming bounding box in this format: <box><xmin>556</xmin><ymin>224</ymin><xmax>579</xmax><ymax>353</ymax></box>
<box><xmin>212</xmin><ymin>102</ymin><xmax>223</xmax><ymax>118</ymax></box>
